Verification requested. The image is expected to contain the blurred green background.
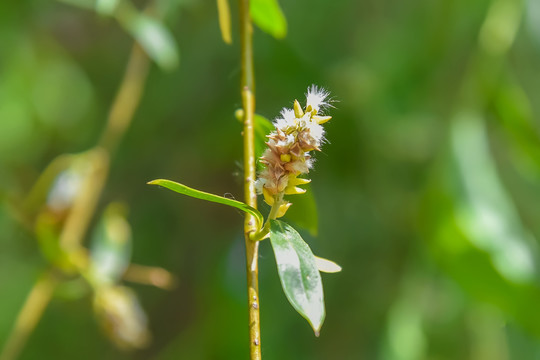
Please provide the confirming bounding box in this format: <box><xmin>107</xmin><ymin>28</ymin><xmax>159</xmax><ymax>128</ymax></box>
<box><xmin>2</xmin><ymin>0</ymin><xmax>540</xmax><ymax>359</ymax></box>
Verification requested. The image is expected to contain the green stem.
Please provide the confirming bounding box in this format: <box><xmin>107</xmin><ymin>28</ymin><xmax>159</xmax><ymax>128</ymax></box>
<box><xmin>61</xmin><ymin>43</ymin><xmax>149</xmax><ymax>252</ymax></box>
<box><xmin>0</xmin><ymin>271</ymin><xmax>58</xmax><ymax>360</ymax></box>
<box><xmin>250</xmin><ymin>194</ymin><xmax>283</xmax><ymax>242</ymax></box>
<box><xmin>98</xmin><ymin>44</ymin><xmax>150</xmax><ymax>154</ymax></box>
<box><xmin>267</xmin><ymin>195</ymin><xmax>284</xmax><ymax>221</ymax></box>
<box><xmin>238</xmin><ymin>0</ymin><xmax>261</xmax><ymax>358</ymax></box>
<box><xmin>58</xmin><ymin>148</ymin><xmax>109</xmax><ymax>251</ymax></box>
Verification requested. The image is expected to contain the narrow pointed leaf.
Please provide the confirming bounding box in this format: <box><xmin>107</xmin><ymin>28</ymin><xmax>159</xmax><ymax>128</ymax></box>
<box><xmin>148</xmin><ymin>179</ymin><xmax>263</xmax><ymax>229</ymax></box>
<box><xmin>269</xmin><ymin>219</ymin><xmax>325</xmax><ymax>335</ymax></box>
<box><xmin>216</xmin><ymin>0</ymin><xmax>232</xmax><ymax>44</ymax></box>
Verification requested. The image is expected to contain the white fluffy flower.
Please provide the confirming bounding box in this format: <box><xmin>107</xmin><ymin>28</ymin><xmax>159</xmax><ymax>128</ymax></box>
<box><xmin>275</xmin><ymin>108</ymin><xmax>296</xmax><ymax>130</ymax></box>
<box><xmin>306</xmin><ymin>121</ymin><xmax>324</xmax><ymax>144</ymax></box>
<box><xmin>255</xmin><ymin>85</ymin><xmax>332</xmax><ymax>204</ymax></box>
<box><xmin>305</xmin><ymin>85</ymin><xmax>330</xmax><ymax>114</ymax></box>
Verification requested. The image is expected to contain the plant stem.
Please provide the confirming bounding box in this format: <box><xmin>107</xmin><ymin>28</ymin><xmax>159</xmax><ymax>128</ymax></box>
<box><xmin>267</xmin><ymin>197</ymin><xmax>283</xmax><ymax>221</ymax></box>
<box><xmin>122</xmin><ymin>264</ymin><xmax>177</xmax><ymax>290</ymax></box>
<box><xmin>99</xmin><ymin>44</ymin><xmax>150</xmax><ymax>154</ymax></box>
<box><xmin>239</xmin><ymin>0</ymin><xmax>261</xmax><ymax>358</ymax></box>
<box><xmin>58</xmin><ymin>148</ymin><xmax>109</xmax><ymax>251</ymax></box>
<box><xmin>60</xmin><ymin>44</ymin><xmax>149</xmax><ymax>252</ymax></box>
<box><xmin>250</xmin><ymin>195</ymin><xmax>283</xmax><ymax>242</ymax></box>
<box><xmin>0</xmin><ymin>271</ymin><xmax>58</xmax><ymax>360</ymax></box>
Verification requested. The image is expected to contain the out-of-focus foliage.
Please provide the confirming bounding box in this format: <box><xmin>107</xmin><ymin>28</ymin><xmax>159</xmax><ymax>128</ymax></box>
<box><xmin>59</xmin><ymin>0</ymin><xmax>180</xmax><ymax>70</ymax></box>
<box><xmin>250</xmin><ymin>0</ymin><xmax>287</xmax><ymax>39</ymax></box>
<box><xmin>1</xmin><ymin>0</ymin><xmax>540</xmax><ymax>359</ymax></box>
<box><xmin>216</xmin><ymin>0</ymin><xmax>232</xmax><ymax>44</ymax></box>
<box><xmin>89</xmin><ymin>203</ymin><xmax>132</xmax><ymax>285</ymax></box>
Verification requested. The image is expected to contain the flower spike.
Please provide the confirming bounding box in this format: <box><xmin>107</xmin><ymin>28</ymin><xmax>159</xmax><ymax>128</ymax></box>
<box><xmin>254</xmin><ymin>86</ymin><xmax>332</xmax><ymax>206</ymax></box>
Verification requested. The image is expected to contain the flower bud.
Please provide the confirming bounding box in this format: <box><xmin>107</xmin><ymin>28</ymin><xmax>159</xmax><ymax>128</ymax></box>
<box><xmin>276</xmin><ymin>202</ymin><xmax>292</xmax><ymax>218</ymax></box>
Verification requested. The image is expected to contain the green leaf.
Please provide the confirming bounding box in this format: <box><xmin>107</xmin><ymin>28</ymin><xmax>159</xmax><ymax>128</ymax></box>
<box><xmin>148</xmin><ymin>179</ymin><xmax>264</xmax><ymax>229</ymax></box>
<box><xmin>89</xmin><ymin>203</ymin><xmax>132</xmax><ymax>285</ymax></box>
<box><xmin>118</xmin><ymin>6</ymin><xmax>179</xmax><ymax>71</ymax></box>
<box><xmin>216</xmin><ymin>0</ymin><xmax>232</xmax><ymax>44</ymax></box>
<box><xmin>421</xmin><ymin>111</ymin><xmax>540</xmax><ymax>338</ymax></box>
<box><xmin>96</xmin><ymin>0</ymin><xmax>120</xmax><ymax>16</ymax></box>
<box><xmin>269</xmin><ymin>219</ymin><xmax>325</xmax><ymax>335</ymax></box>
<box><xmin>250</xmin><ymin>0</ymin><xmax>287</xmax><ymax>39</ymax></box>
<box><xmin>451</xmin><ymin>112</ymin><xmax>536</xmax><ymax>283</ymax></box>
<box><xmin>35</xmin><ymin>212</ymin><xmax>74</xmax><ymax>272</ymax></box>
<box><xmin>494</xmin><ymin>80</ymin><xmax>540</xmax><ymax>179</ymax></box>
<box><xmin>427</xmin><ymin>211</ymin><xmax>540</xmax><ymax>339</ymax></box>
<box><xmin>285</xmin><ymin>183</ymin><xmax>318</xmax><ymax>236</ymax></box>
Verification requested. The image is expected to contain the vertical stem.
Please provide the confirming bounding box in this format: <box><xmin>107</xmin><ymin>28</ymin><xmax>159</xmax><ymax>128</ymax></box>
<box><xmin>239</xmin><ymin>0</ymin><xmax>261</xmax><ymax>359</ymax></box>
<box><xmin>60</xmin><ymin>44</ymin><xmax>150</xmax><ymax>252</ymax></box>
<box><xmin>0</xmin><ymin>272</ymin><xmax>58</xmax><ymax>360</ymax></box>
<box><xmin>99</xmin><ymin>45</ymin><xmax>150</xmax><ymax>154</ymax></box>
<box><xmin>58</xmin><ymin>148</ymin><xmax>109</xmax><ymax>251</ymax></box>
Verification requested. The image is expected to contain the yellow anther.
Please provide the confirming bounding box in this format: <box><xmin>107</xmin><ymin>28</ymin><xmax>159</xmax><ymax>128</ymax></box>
<box><xmin>293</xmin><ymin>99</ymin><xmax>304</xmax><ymax>118</ymax></box>
<box><xmin>280</xmin><ymin>154</ymin><xmax>291</xmax><ymax>162</ymax></box>
<box><xmin>312</xmin><ymin>115</ymin><xmax>332</xmax><ymax>124</ymax></box>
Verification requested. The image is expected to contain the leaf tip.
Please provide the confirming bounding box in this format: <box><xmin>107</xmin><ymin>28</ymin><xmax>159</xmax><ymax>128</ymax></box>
<box><xmin>314</xmin><ymin>256</ymin><xmax>342</xmax><ymax>273</ymax></box>
<box><xmin>274</xmin><ymin>27</ymin><xmax>287</xmax><ymax>39</ymax></box>
<box><xmin>311</xmin><ymin>318</ymin><xmax>324</xmax><ymax>337</ymax></box>
<box><xmin>147</xmin><ymin>179</ymin><xmax>161</xmax><ymax>185</ymax></box>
